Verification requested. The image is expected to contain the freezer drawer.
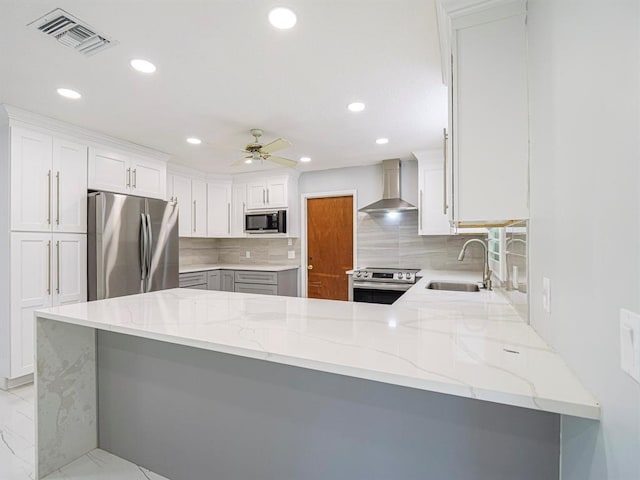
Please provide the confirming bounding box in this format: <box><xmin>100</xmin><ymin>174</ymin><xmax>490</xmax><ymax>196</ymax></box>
<box><xmin>234</xmin><ymin>270</ymin><xmax>278</xmax><ymax>285</ymax></box>
<box><xmin>234</xmin><ymin>283</ymin><xmax>278</xmax><ymax>296</ymax></box>
<box><xmin>179</xmin><ymin>272</ymin><xmax>207</xmax><ymax>288</ymax></box>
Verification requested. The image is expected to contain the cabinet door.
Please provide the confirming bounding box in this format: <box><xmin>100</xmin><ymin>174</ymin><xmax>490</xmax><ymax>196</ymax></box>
<box><xmin>171</xmin><ymin>175</ymin><xmax>192</xmax><ymax>236</ymax></box>
<box><xmin>192</xmin><ymin>179</ymin><xmax>207</xmax><ymax>237</ymax></box>
<box><xmin>419</xmin><ymin>162</ymin><xmax>452</xmax><ymax>235</ymax></box>
<box><xmin>53</xmin><ymin>138</ymin><xmax>87</xmax><ymax>233</ymax></box>
<box><xmin>220</xmin><ymin>271</ymin><xmax>235</xmax><ymax>292</ymax></box>
<box><xmin>88</xmin><ymin>147</ymin><xmax>130</xmax><ymax>194</ymax></box>
<box><xmin>266</xmin><ymin>177</ymin><xmax>288</xmax><ymax>208</ymax></box>
<box><xmin>453</xmin><ymin>13</ymin><xmax>529</xmax><ymax>223</ymax></box>
<box><xmin>246</xmin><ymin>182</ymin><xmax>266</xmax><ymax>210</ymax></box>
<box><xmin>131</xmin><ymin>156</ymin><xmax>167</xmax><ymax>200</ymax></box>
<box><xmin>231</xmin><ymin>184</ymin><xmax>247</xmax><ymax>236</ymax></box>
<box><xmin>10</xmin><ymin>233</ymin><xmax>52</xmax><ymax>378</ymax></box>
<box><xmin>53</xmin><ymin>233</ymin><xmax>87</xmax><ymax>306</ymax></box>
<box><xmin>207</xmin><ymin>271</ymin><xmax>221</xmax><ymax>290</ymax></box>
<box><xmin>10</xmin><ymin>127</ymin><xmax>53</xmax><ymax>232</ymax></box>
<box><xmin>207</xmin><ymin>183</ymin><xmax>231</xmax><ymax>237</ymax></box>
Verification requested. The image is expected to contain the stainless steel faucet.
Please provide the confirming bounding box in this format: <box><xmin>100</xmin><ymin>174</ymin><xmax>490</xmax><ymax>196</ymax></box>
<box><xmin>457</xmin><ymin>238</ymin><xmax>492</xmax><ymax>290</ymax></box>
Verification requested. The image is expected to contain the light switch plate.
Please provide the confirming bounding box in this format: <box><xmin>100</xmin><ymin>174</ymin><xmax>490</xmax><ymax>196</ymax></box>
<box><xmin>542</xmin><ymin>277</ymin><xmax>551</xmax><ymax>313</ymax></box>
<box><xmin>245</xmin><ymin>251</ymin><xmax>251</xmax><ymax>258</ymax></box>
<box><xmin>620</xmin><ymin>308</ymin><xmax>640</xmax><ymax>384</ymax></box>
<box><xmin>287</xmin><ymin>250</ymin><xmax>295</xmax><ymax>259</ymax></box>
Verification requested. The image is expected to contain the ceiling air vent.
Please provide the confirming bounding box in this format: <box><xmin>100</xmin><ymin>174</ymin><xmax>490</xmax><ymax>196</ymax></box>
<box><xmin>28</xmin><ymin>8</ymin><xmax>117</xmax><ymax>56</ymax></box>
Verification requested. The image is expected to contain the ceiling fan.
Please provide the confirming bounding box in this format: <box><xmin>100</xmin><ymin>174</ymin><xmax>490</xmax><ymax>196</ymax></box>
<box><xmin>230</xmin><ymin>129</ymin><xmax>297</xmax><ymax>168</ymax></box>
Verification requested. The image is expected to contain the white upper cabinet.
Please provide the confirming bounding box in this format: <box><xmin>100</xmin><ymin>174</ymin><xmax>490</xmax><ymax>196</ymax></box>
<box><xmin>415</xmin><ymin>150</ymin><xmax>452</xmax><ymax>236</ymax></box>
<box><xmin>88</xmin><ymin>147</ymin><xmax>166</xmax><ymax>200</ymax></box>
<box><xmin>88</xmin><ymin>147</ymin><xmax>129</xmax><ymax>194</ymax></box>
<box><xmin>231</xmin><ymin>183</ymin><xmax>247</xmax><ymax>237</ymax></box>
<box><xmin>439</xmin><ymin>0</ymin><xmax>529</xmax><ymax>226</ymax></box>
<box><xmin>130</xmin><ymin>155</ymin><xmax>167</xmax><ymax>200</ymax></box>
<box><xmin>169</xmin><ymin>174</ymin><xmax>192</xmax><ymax>237</ymax></box>
<box><xmin>10</xmin><ymin>128</ymin><xmax>54</xmax><ymax>232</ymax></box>
<box><xmin>207</xmin><ymin>182</ymin><xmax>232</xmax><ymax>237</ymax></box>
<box><xmin>10</xmin><ymin>128</ymin><xmax>88</xmax><ymax>233</ymax></box>
<box><xmin>53</xmin><ymin>138</ymin><xmax>88</xmax><ymax>233</ymax></box>
<box><xmin>192</xmin><ymin>179</ymin><xmax>207</xmax><ymax>237</ymax></box>
<box><xmin>246</xmin><ymin>176</ymin><xmax>288</xmax><ymax>210</ymax></box>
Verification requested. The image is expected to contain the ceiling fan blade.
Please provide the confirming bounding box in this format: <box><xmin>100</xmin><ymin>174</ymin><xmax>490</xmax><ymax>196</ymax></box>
<box><xmin>260</xmin><ymin>138</ymin><xmax>292</xmax><ymax>154</ymax></box>
<box><xmin>267</xmin><ymin>156</ymin><xmax>298</xmax><ymax>168</ymax></box>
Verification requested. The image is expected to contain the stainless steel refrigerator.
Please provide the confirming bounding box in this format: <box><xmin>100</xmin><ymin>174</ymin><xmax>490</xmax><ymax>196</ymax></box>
<box><xmin>88</xmin><ymin>192</ymin><xmax>179</xmax><ymax>300</ymax></box>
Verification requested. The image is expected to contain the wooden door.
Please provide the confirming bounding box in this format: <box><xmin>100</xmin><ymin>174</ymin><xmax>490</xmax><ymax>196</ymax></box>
<box><xmin>307</xmin><ymin>196</ymin><xmax>353</xmax><ymax>300</ymax></box>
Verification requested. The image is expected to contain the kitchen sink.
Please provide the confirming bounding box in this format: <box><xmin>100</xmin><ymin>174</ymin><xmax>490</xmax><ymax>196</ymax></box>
<box><xmin>426</xmin><ymin>281</ymin><xmax>480</xmax><ymax>292</ymax></box>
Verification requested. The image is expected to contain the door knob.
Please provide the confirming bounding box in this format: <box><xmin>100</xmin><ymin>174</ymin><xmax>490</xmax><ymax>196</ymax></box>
<box><xmin>307</xmin><ymin>265</ymin><xmax>313</xmax><ymax>270</ymax></box>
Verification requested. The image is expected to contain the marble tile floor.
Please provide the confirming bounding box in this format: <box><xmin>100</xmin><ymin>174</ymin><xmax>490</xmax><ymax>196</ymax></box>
<box><xmin>0</xmin><ymin>384</ymin><xmax>168</xmax><ymax>480</ymax></box>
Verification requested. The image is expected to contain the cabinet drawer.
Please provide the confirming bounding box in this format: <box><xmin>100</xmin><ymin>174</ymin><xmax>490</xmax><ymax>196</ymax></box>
<box><xmin>179</xmin><ymin>272</ymin><xmax>207</xmax><ymax>287</ymax></box>
<box><xmin>234</xmin><ymin>283</ymin><xmax>278</xmax><ymax>296</ymax></box>
<box><xmin>234</xmin><ymin>270</ymin><xmax>278</xmax><ymax>285</ymax></box>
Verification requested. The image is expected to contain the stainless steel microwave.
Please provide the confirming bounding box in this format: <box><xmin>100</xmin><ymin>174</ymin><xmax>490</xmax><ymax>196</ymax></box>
<box><xmin>244</xmin><ymin>210</ymin><xmax>287</xmax><ymax>234</ymax></box>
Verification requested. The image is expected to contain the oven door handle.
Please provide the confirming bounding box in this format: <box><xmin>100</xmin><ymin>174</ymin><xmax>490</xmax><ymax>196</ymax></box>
<box><xmin>352</xmin><ymin>282</ymin><xmax>413</xmax><ymax>292</ymax></box>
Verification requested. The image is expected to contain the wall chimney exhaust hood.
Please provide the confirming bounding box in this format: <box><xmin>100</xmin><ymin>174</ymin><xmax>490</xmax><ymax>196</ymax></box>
<box><xmin>359</xmin><ymin>159</ymin><xmax>417</xmax><ymax>213</ymax></box>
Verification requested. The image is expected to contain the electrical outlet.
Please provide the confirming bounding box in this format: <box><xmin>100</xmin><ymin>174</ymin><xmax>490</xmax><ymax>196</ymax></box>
<box><xmin>620</xmin><ymin>309</ymin><xmax>640</xmax><ymax>384</ymax></box>
<box><xmin>288</xmin><ymin>238</ymin><xmax>293</xmax><ymax>246</ymax></box>
<box><xmin>287</xmin><ymin>250</ymin><xmax>295</xmax><ymax>259</ymax></box>
<box><xmin>542</xmin><ymin>277</ymin><xmax>551</xmax><ymax>313</ymax></box>
<box><xmin>245</xmin><ymin>251</ymin><xmax>251</xmax><ymax>259</ymax></box>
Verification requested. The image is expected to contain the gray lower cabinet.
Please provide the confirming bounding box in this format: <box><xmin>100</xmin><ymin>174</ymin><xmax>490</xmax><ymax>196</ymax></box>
<box><xmin>234</xmin><ymin>269</ymin><xmax>298</xmax><ymax>297</ymax></box>
<box><xmin>207</xmin><ymin>271</ymin><xmax>221</xmax><ymax>290</ymax></box>
<box><xmin>179</xmin><ymin>272</ymin><xmax>208</xmax><ymax>290</ymax></box>
<box><xmin>220</xmin><ymin>271</ymin><xmax>235</xmax><ymax>292</ymax></box>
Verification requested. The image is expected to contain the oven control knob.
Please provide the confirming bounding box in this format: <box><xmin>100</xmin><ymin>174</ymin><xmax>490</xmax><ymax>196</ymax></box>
<box><xmin>406</xmin><ymin>273</ymin><xmax>412</xmax><ymax>280</ymax></box>
<box><xmin>397</xmin><ymin>273</ymin><xmax>404</xmax><ymax>279</ymax></box>
<box><xmin>355</xmin><ymin>272</ymin><xmax>361</xmax><ymax>278</ymax></box>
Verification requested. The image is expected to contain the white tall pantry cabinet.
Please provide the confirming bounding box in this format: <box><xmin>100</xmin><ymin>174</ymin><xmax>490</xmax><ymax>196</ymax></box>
<box><xmin>0</xmin><ymin>119</ymin><xmax>88</xmax><ymax>386</ymax></box>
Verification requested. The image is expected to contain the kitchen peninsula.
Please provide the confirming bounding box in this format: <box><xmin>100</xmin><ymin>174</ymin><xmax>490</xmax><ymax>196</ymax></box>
<box><xmin>34</xmin><ymin>275</ymin><xmax>598</xmax><ymax>480</ymax></box>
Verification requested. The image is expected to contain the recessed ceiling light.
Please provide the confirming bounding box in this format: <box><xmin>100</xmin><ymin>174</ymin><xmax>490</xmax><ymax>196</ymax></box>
<box><xmin>376</xmin><ymin>138</ymin><xmax>389</xmax><ymax>145</ymax></box>
<box><xmin>56</xmin><ymin>88</ymin><xmax>81</xmax><ymax>100</ymax></box>
<box><xmin>268</xmin><ymin>7</ymin><xmax>297</xmax><ymax>29</ymax></box>
<box><xmin>299</xmin><ymin>156</ymin><xmax>311</xmax><ymax>163</ymax></box>
<box><xmin>186</xmin><ymin>137</ymin><xmax>202</xmax><ymax>145</ymax></box>
<box><xmin>347</xmin><ymin>102</ymin><xmax>366</xmax><ymax>112</ymax></box>
<box><xmin>130</xmin><ymin>59</ymin><xmax>157</xmax><ymax>74</ymax></box>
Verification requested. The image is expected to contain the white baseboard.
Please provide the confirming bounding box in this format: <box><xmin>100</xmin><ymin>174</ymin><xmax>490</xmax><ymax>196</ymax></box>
<box><xmin>0</xmin><ymin>373</ymin><xmax>33</xmax><ymax>390</ymax></box>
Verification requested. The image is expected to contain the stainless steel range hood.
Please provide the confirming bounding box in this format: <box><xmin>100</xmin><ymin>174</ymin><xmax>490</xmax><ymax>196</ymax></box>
<box><xmin>359</xmin><ymin>159</ymin><xmax>417</xmax><ymax>213</ymax></box>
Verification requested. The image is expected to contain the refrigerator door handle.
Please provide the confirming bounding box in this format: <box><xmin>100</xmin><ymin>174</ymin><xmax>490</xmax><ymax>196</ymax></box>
<box><xmin>140</xmin><ymin>213</ymin><xmax>148</xmax><ymax>283</ymax></box>
<box><xmin>146</xmin><ymin>213</ymin><xmax>153</xmax><ymax>283</ymax></box>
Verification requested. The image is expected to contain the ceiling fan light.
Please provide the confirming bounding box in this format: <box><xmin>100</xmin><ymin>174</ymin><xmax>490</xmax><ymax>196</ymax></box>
<box><xmin>245</xmin><ymin>159</ymin><xmax>253</xmax><ymax>164</ymax></box>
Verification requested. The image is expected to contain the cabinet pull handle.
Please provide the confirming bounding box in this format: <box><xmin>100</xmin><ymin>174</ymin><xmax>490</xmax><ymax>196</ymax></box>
<box><xmin>267</xmin><ymin>189</ymin><xmax>269</xmax><ymax>204</ymax></box>
<box><xmin>56</xmin><ymin>241</ymin><xmax>60</xmax><ymax>294</ymax></box>
<box><xmin>126</xmin><ymin>168</ymin><xmax>131</xmax><ymax>187</ymax></box>
<box><xmin>262</xmin><ymin>189</ymin><xmax>266</xmax><ymax>205</ymax></box>
<box><xmin>419</xmin><ymin>189</ymin><xmax>423</xmax><ymax>231</ymax></box>
<box><xmin>133</xmin><ymin>169</ymin><xmax>137</xmax><ymax>188</ymax></box>
<box><xmin>443</xmin><ymin>128</ymin><xmax>448</xmax><ymax>215</ymax></box>
<box><xmin>47</xmin><ymin>170</ymin><xmax>52</xmax><ymax>225</ymax></box>
<box><xmin>193</xmin><ymin>200</ymin><xmax>196</xmax><ymax>232</ymax></box>
<box><xmin>56</xmin><ymin>171</ymin><xmax>60</xmax><ymax>225</ymax></box>
<box><xmin>46</xmin><ymin>240</ymin><xmax>51</xmax><ymax>295</ymax></box>
<box><xmin>227</xmin><ymin>203</ymin><xmax>231</xmax><ymax>235</ymax></box>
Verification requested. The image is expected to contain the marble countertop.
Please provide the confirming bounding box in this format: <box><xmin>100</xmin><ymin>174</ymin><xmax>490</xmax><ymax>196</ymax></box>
<box><xmin>180</xmin><ymin>263</ymin><xmax>299</xmax><ymax>273</ymax></box>
<box><xmin>35</xmin><ymin>269</ymin><xmax>599</xmax><ymax>420</ymax></box>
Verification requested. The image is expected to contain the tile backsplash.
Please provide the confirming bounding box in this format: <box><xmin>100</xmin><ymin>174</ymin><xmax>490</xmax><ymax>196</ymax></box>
<box><xmin>179</xmin><ymin>237</ymin><xmax>300</xmax><ymax>267</ymax></box>
<box><xmin>179</xmin><ymin>238</ymin><xmax>219</xmax><ymax>266</ymax></box>
<box><xmin>357</xmin><ymin>211</ymin><xmax>486</xmax><ymax>271</ymax></box>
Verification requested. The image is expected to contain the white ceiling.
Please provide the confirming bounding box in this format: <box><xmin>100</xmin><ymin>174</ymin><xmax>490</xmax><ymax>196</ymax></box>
<box><xmin>0</xmin><ymin>0</ymin><xmax>447</xmax><ymax>174</ymax></box>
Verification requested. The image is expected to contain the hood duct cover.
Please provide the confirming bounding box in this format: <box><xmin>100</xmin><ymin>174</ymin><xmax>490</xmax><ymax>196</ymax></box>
<box><xmin>359</xmin><ymin>159</ymin><xmax>417</xmax><ymax>213</ymax></box>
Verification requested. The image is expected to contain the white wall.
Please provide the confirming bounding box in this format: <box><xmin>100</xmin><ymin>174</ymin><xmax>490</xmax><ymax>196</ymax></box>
<box><xmin>527</xmin><ymin>1</ymin><xmax>640</xmax><ymax>478</ymax></box>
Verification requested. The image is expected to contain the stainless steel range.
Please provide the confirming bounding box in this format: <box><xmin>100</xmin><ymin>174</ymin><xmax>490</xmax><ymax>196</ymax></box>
<box><xmin>351</xmin><ymin>267</ymin><xmax>421</xmax><ymax>305</ymax></box>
